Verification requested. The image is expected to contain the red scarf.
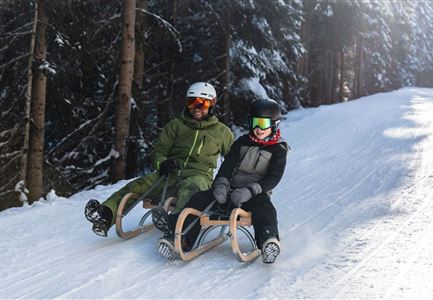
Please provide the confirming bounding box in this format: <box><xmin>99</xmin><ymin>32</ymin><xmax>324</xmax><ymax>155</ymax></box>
<box><xmin>249</xmin><ymin>129</ymin><xmax>281</xmax><ymax>146</ymax></box>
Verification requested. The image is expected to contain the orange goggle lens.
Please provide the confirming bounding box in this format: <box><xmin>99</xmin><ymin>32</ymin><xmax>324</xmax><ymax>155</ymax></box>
<box><xmin>187</xmin><ymin>97</ymin><xmax>212</xmax><ymax>110</ymax></box>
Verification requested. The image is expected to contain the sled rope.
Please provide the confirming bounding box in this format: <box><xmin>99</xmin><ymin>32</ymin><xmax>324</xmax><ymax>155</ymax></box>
<box><xmin>181</xmin><ymin>200</ymin><xmax>216</xmax><ymax>235</ymax></box>
<box><xmin>123</xmin><ymin>175</ymin><xmax>168</xmax><ymax>215</ymax></box>
<box><xmin>158</xmin><ymin>175</ymin><xmax>170</xmax><ymax>207</ymax></box>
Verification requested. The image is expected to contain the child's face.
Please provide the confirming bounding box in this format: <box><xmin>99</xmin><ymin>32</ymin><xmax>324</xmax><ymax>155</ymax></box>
<box><xmin>253</xmin><ymin>127</ymin><xmax>272</xmax><ymax>140</ymax></box>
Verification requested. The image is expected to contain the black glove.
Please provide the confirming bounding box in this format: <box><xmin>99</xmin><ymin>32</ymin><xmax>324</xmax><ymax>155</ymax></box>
<box><xmin>159</xmin><ymin>158</ymin><xmax>178</xmax><ymax>176</ymax></box>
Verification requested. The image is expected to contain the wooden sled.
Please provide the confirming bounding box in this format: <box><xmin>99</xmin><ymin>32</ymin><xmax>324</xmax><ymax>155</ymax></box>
<box><xmin>174</xmin><ymin>207</ymin><xmax>261</xmax><ymax>262</ymax></box>
<box><xmin>116</xmin><ymin>192</ymin><xmax>176</xmax><ymax>239</ymax></box>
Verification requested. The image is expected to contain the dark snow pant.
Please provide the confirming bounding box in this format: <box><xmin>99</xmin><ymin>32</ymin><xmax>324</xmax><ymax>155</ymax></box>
<box><xmin>172</xmin><ymin>188</ymin><xmax>279</xmax><ymax>250</ymax></box>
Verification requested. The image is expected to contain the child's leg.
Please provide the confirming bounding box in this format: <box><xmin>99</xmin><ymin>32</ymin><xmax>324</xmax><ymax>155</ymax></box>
<box><xmin>242</xmin><ymin>193</ymin><xmax>279</xmax><ymax>249</ymax></box>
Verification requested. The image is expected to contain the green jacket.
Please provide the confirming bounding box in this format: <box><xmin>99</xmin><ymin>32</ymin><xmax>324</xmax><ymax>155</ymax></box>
<box><xmin>151</xmin><ymin>113</ymin><xmax>234</xmax><ymax>181</ymax></box>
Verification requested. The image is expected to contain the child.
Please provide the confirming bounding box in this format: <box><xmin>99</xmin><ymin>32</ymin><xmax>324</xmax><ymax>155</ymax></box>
<box><xmin>152</xmin><ymin>99</ymin><xmax>289</xmax><ymax>263</ymax></box>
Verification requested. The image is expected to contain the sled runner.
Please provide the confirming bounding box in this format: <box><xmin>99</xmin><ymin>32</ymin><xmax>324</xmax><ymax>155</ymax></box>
<box><xmin>174</xmin><ymin>207</ymin><xmax>261</xmax><ymax>262</ymax></box>
<box><xmin>116</xmin><ymin>176</ymin><xmax>176</xmax><ymax>239</ymax></box>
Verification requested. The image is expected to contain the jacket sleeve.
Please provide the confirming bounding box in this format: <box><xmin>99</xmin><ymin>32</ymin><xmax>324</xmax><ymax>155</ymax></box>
<box><xmin>215</xmin><ymin>136</ymin><xmax>243</xmax><ymax>180</ymax></box>
<box><xmin>257</xmin><ymin>143</ymin><xmax>288</xmax><ymax>193</ymax></box>
<box><xmin>221</xmin><ymin>126</ymin><xmax>235</xmax><ymax>157</ymax></box>
<box><xmin>151</xmin><ymin>119</ymin><xmax>178</xmax><ymax>171</ymax></box>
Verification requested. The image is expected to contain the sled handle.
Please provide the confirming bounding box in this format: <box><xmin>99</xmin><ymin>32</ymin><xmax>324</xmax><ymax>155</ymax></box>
<box><xmin>116</xmin><ymin>193</ymin><xmax>154</xmax><ymax>239</ymax></box>
<box><xmin>229</xmin><ymin>208</ymin><xmax>260</xmax><ymax>262</ymax></box>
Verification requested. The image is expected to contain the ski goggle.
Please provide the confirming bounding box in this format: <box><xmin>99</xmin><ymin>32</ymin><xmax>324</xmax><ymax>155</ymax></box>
<box><xmin>251</xmin><ymin>117</ymin><xmax>272</xmax><ymax>130</ymax></box>
<box><xmin>187</xmin><ymin>97</ymin><xmax>212</xmax><ymax>110</ymax></box>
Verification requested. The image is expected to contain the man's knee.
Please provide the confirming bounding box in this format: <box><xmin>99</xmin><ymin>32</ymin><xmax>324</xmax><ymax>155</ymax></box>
<box><xmin>185</xmin><ymin>190</ymin><xmax>214</xmax><ymax>210</ymax></box>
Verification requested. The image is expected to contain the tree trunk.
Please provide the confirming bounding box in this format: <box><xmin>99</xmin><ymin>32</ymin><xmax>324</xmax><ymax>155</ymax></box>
<box><xmin>126</xmin><ymin>0</ymin><xmax>147</xmax><ymax>179</ymax></box>
<box><xmin>20</xmin><ymin>0</ymin><xmax>38</xmax><ymax>203</ymax></box>
<box><xmin>331</xmin><ymin>51</ymin><xmax>340</xmax><ymax>103</ymax></box>
<box><xmin>157</xmin><ymin>0</ymin><xmax>177</xmax><ymax>128</ymax></box>
<box><xmin>299</xmin><ymin>0</ymin><xmax>311</xmax><ymax>77</ymax></box>
<box><xmin>339</xmin><ymin>49</ymin><xmax>345</xmax><ymax>101</ymax></box>
<box><xmin>27</xmin><ymin>0</ymin><xmax>48</xmax><ymax>203</ymax></box>
<box><xmin>133</xmin><ymin>0</ymin><xmax>146</xmax><ymax>93</ymax></box>
<box><xmin>325</xmin><ymin>50</ymin><xmax>333</xmax><ymax>104</ymax></box>
<box><xmin>112</xmin><ymin>0</ymin><xmax>136</xmax><ymax>182</ymax></box>
<box><xmin>353</xmin><ymin>35</ymin><xmax>364</xmax><ymax>99</ymax></box>
<box><xmin>222</xmin><ymin>7</ymin><xmax>232</xmax><ymax>125</ymax></box>
<box><xmin>168</xmin><ymin>0</ymin><xmax>177</xmax><ymax>111</ymax></box>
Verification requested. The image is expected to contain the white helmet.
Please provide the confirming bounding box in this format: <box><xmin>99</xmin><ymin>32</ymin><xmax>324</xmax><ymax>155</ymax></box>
<box><xmin>186</xmin><ymin>82</ymin><xmax>217</xmax><ymax>100</ymax></box>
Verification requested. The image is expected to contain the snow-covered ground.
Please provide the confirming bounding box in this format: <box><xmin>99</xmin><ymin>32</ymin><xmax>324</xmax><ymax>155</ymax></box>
<box><xmin>2</xmin><ymin>87</ymin><xmax>433</xmax><ymax>299</ymax></box>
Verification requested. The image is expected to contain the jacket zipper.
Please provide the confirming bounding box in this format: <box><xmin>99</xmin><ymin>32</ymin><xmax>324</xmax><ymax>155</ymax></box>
<box><xmin>184</xmin><ymin>130</ymin><xmax>200</xmax><ymax>169</ymax></box>
<box><xmin>197</xmin><ymin>136</ymin><xmax>206</xmax><ymax>155</ymax></box>
<box><xmin>253</xmin><ymin>153</ymin><xmax>262</xmax><ymax>169</ymax></box>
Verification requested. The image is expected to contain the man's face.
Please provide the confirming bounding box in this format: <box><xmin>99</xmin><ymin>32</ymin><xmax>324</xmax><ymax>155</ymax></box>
<box><xmin>187</xmin><ymin>97</ymin><xmax>212</xmax><ymax>121</ymax></box>
<box><xmin>189</xmin><ymin>106</ymin><xmax>209</xmax><ymax>120</ymax></box>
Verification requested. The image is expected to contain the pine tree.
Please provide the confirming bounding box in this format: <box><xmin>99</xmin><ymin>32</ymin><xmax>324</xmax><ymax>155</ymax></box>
<box><xmin>112</xmin><ymin>0</ymin><xmax>136</xmax><ymax>182</ymax></box>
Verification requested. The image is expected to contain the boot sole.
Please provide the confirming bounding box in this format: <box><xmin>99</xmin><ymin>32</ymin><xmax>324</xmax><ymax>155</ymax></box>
<box><xmin>262</xmin><ymin>239</ymin><xmax>280</xmax><ymax>264</ymax></box>
<box><xmin>158</xmin><ymin>239</ymin><xmax>176</xmax><ymax>261</ymax></box>
<box><xmin>92</xmin><ymin>222</ymin><xmax>108</xmax><ymax>237</ymax></box>
<box><xmin>85</xmin><ymin>200</ymin><xmax>103</xmax><ymax>223</ymax></box>
<box><xmin>152</xmin><ymin>207</ymin><xmax>172</xmax><ymax>234</ymax></box>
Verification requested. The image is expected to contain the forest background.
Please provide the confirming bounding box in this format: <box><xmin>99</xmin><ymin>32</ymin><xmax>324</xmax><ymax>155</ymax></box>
<box><xmin>1</xmin><ymin>0</ymin><xmax>433</xmax><ymax>211</ymax></box>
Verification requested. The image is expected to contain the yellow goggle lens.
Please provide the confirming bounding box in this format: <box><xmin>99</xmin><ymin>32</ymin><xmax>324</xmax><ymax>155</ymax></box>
<box><xmin>251</xmin><ymin>117</ymin><xmax>272</xmax><ymax>130</ymax></box>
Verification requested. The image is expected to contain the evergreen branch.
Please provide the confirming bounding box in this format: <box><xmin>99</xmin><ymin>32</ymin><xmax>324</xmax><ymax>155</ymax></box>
<box><xmin>0</xmin><ymin>189</ymin><xmax>16</xmax><ymax>198</ymax></box>
<box><xmin>136</xmin><ymin>8</ymin><xmax>182</xmax><ymax>53</ymax></box>
<box><xmin>50</xmin><ymin>80</ymin><xmax>118</xmax><ymax>162</ymax></box>
<box><xmin>2</xmin><ymin>29</ymin><xmax>32</xmax><ymax>38</ymax></box>
<box><xmin>0</xmin><ymin>173</ymin><xmax>19</xmax><ymax>194</ymax></box>
<box><xmin>0</xmin><ymin>152</ymin><xmax>20</xmax><ymax>173</ymax></box>
<box><xmin>0</xmin><ymin>150</ymin><xmax>21</xmax><ymax>160</ymax></box>
<box><xmin>92</xmin><ymin>13</ymin><xmax>121</xmax><ymax>37</ymax></box>
<box><xmin>0</xmin><ymin>13</ymin><xmax>26</xmax><ymax>30</ymax></box>
<box><xmin>0</xmin><ymin>52</ymin><xmax>30</xmax><ymax>69</ymax></box>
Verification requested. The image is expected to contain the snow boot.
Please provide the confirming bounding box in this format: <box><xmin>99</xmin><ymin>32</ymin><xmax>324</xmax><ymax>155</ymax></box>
<box><xmin>84</xmin><ymin>199</ymin><xmax>112</xmax><ymax>237</ymax></box>
<box><xmin>157</xmin><ymin>235</ymin><xmax>177</xmax><ymax>261</ymax></box>
<box><xmin>151</xmin><ymin>206</ymin><xmax>174</xmax><ymax>235</ymax></box>
<box><xmin>259</xmin><ymin>227</ymin><xmax>280</xmax><ymax>263</ymax></box>
<box><xmin>261</xmin><ymin>238</ymin><xmax>281</xmax><ymax>264</ymax></box>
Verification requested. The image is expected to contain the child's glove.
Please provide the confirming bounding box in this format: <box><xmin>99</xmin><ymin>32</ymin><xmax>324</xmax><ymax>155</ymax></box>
<box><xmin>230</xmin><ymin>187</ymin><xmax>252</xmax><ymax>207</ymax></box>
<box><xmin>159</xmin><ymin>158</ymin><xmax>178</xmax><ymax>176</ymax></box>
<box><xmin>213</xmin><ymin>177</ymin><xmax>230</xmax><ymax>204</ymax></box>
<box><xmin>230</xmin><ymin>183</ymin><xmax>262</xmax><ymax>207</ymax></box>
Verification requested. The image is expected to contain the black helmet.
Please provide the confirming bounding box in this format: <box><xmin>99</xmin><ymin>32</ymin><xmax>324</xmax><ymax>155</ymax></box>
<box><xmin>249</xmin><ymin>99</ymin><xmax>281</xmax><ymax>131</ymax></box>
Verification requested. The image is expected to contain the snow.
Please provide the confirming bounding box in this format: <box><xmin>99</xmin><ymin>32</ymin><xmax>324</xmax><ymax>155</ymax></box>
<box><xmin>39</xmin><ymin>61</ymin><xmax>56</xmax><ymax>75</ymax></box>
<box><xmin>241</xmin><ymin>77</ymin><xmax>269</xmax><ymax>99</ymax></box>
<box><xmin>2</xmin><ymin>87</ymin><xmax>433</xmax><ymax>298</ymax></box>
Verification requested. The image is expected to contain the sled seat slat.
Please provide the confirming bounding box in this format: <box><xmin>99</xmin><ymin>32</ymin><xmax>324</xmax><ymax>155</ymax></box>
<box><xmin>200</xmin><ymin>213</ymin><xmax>252</xmax><ymax>227</ymax></box>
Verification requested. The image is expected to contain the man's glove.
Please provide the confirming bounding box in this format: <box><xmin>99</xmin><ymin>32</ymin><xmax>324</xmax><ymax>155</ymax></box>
<box><xmin>213</xmin><ymin>177</ymin><xmax>230</xmax><ymax>204</ymax></box>
<box><xmin>159</xmin><ymin>158</ymin><xmax>178</xmax><ymax>176</ymax></box>
<box><xmin>230</xmin><ymin>183</ymin><xmax>262</xmax><ymax>207</ymax></box>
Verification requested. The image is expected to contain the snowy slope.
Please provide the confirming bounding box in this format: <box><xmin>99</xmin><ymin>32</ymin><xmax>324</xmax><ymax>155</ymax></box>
<box><xmin>2</xmin><ymin>87</ymin><xmax>433</xmax><ymax>299</ymax></box>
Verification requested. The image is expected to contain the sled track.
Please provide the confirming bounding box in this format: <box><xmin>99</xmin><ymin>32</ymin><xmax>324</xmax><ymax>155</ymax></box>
<box><xmin>319</xmin><ymin>126</ymin><xmax>433</xmax><ymax>298</ymax></box>
<box><xmin>320</xmin><ymin>176</ymin><xmax>433</xmax><ymax>298</ymax></box>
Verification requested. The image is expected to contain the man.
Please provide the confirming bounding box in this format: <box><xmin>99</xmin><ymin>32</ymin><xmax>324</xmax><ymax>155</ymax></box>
<box><xmin>84</xmin><ymin>82</ymin><xmax>234</xmax><ymax>237</ymax></box>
